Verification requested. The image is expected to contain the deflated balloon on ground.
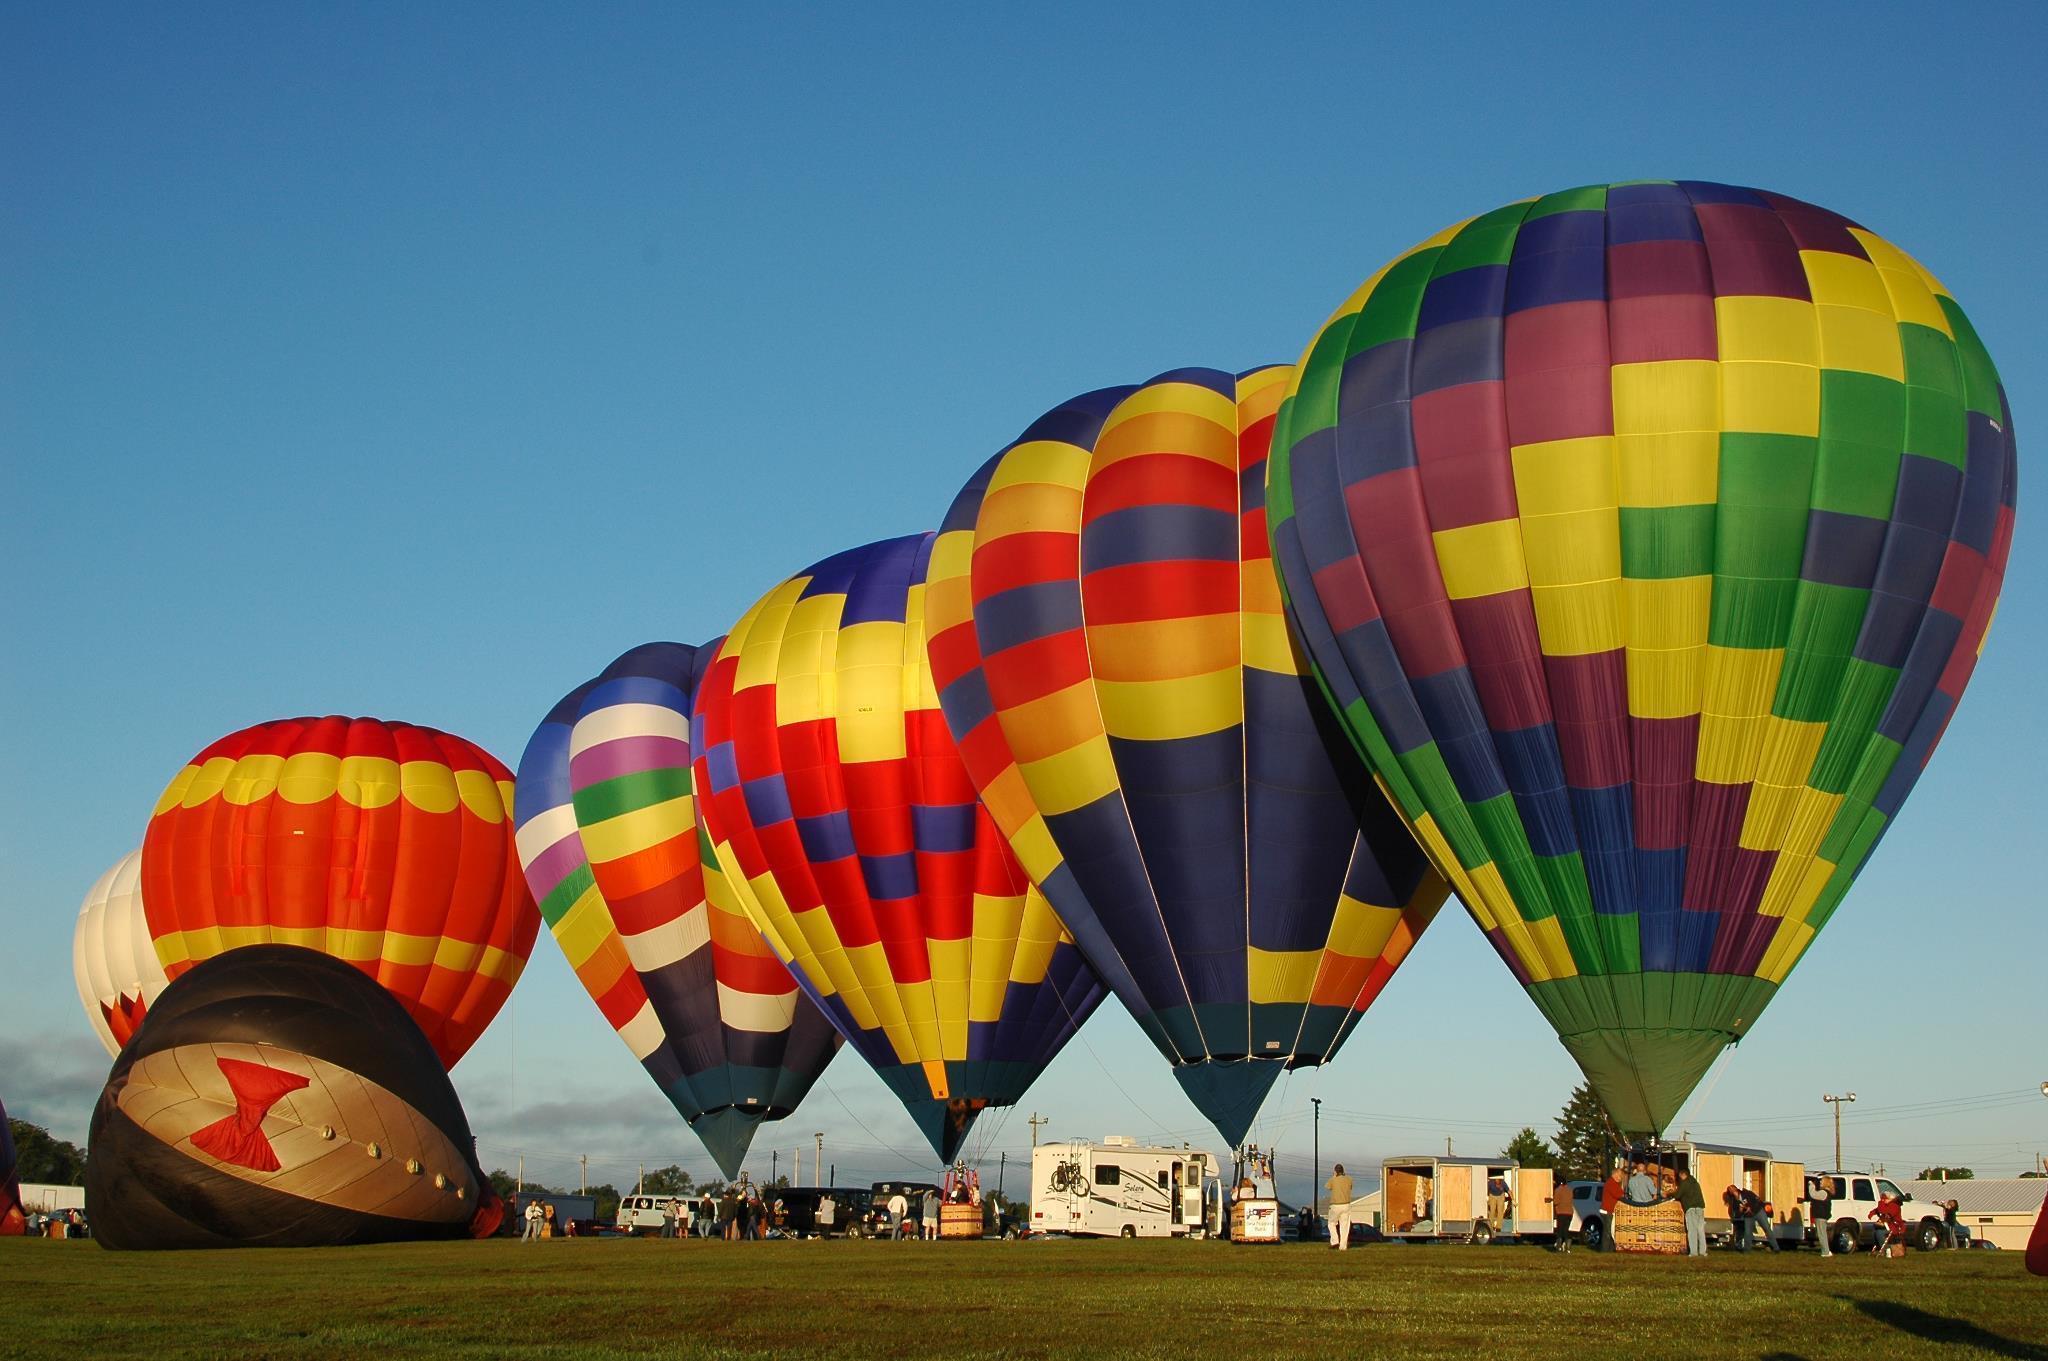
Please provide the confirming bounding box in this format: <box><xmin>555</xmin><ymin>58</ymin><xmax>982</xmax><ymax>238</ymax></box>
<box><xmin>86</xmin><ymin>944</ymin><xmax>500</xmax><ymax>1249</ymax></box>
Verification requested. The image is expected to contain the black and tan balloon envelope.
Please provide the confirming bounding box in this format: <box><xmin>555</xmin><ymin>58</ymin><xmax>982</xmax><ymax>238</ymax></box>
<box><xmin>86</xmin><ymin>944</ymin><xmax>501</xmax><ymax>1249</ymax></box>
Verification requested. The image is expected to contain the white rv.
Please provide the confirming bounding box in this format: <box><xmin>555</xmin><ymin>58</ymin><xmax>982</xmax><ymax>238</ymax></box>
<box><xmin>1029</xmin><ymin>1137</ymin><xmax>1219</xmax><ymax>1239</ymax></box>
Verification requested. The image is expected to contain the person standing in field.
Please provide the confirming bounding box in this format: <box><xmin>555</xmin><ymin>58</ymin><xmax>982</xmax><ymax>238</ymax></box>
<box><xmin>1324</xmin><ymin>1164</ymin><xmax>1355</xmax><ymax>1251</ymax></box>
<box><xmin>1625</xmin><ymin>1161</ymin><xmax>1657</xmax><ymax>1205</ymax></box>
<box><xmin>1551</xmin><ymin>1180</ymin><xmax>1574</xmax><ymax>1252</ymax></box>
<box><xmin>1808</xmin><ymin>1176</ymin><xmax>1835</xmax><ymax>1257</ymax></box>
<box><xmin>1676</xmin><ymin>1170</ymin><xmax>1707</xmax><ymax>1257</ymax></box>
<box><xmin>818</xmin><ymin>1192</ymin><xmax>836</xmax><ymax>1238</ymax></box>
<box><xmin>922</xmin><ymin>1187</ymin><xmax>941</xmax><ymax>1240</ymax></box>
<box><xmin>718</xmin><ymin>1187</ymin><xmax>739</xmax><ymax>1241</ymax></box>
<box><xmin>1486</xmin><ymin>1173</ymin><xmax>1508</xmax><ymax>1236</ymax></box>
<box><xmin>888</xmin><ymin>1190</ymin><xmax>909</xmax><ymax>1240</ymax></box>
<box><xmin>522</xmin><ymin>1197</ymin><xmax>544</xmax><ymax>1242</ymax></box>
<box><xmin>1598</xmin><ymin>1167</ymin><xmax>1624</xmax><ymax>1250</ymax></box>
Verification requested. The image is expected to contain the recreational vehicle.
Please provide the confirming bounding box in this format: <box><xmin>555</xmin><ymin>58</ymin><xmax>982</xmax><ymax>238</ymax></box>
<box><xmin>1379</xmin><ymin>1156</ymin><xmax>1553</xmax><ymax>1242</ymax></box>
<box><xmin>1029</xmin><ymin>1137</ymin><xmax>1219</xmax><ymax>1239</ymax></box>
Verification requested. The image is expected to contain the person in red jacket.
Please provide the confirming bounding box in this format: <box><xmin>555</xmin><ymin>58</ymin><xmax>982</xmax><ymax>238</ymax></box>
<box><xmin>1868</xmin><ymin>1194</ymin><xmax>1906</xmax><ymax>1256</ymax></box>
<box><xmin>1596</xmin><ymin>1168</ymin><xmax>1624</xmax><ymax>1251</ymax></box>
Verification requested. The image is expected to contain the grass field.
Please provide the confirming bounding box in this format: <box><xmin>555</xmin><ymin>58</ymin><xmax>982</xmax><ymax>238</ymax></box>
<box><xmin>4</xmin><ymin>1236</ymin><xmax>2042</xmax><ymax>1360</ymax></box>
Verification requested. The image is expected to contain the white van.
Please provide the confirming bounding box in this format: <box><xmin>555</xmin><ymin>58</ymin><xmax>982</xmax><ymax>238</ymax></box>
<box><xmin>616</xmin><ymin>1194</ymin><xmax>683</xmax><ymax>1235</ymax></box>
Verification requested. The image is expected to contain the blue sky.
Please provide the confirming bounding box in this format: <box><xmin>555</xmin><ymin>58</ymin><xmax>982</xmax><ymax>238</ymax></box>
<box><xmin>5</xmin><ymin>2</ymin><xmax>2044</xmax><ymax>1200</ymax></box>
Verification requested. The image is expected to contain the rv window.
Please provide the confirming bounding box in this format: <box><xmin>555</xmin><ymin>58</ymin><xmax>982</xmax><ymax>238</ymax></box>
<box><xmin>1095</xmin><ymin>1164</ymin><xmax>1120</xmax><ymax>1187</ymax></box>
<box><xmin>1158</xmin><ymin>1170</ymin><xmax>1170</xmax><ymax>1187</ymax></box>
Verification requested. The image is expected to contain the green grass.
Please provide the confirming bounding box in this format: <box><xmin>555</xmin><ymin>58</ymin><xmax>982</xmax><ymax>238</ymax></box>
<box><xmin>4</xmin><ymin>1237</ymin><xmax>2042</xmax><ymax>1360</ymax></box>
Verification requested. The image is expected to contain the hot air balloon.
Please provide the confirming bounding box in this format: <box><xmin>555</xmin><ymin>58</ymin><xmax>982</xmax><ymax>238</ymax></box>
<box><xmin>72</xmin><ymin>849</ymin><xmax>171</xmax><ymax>1056</ymax></box>
<box><xmin>0</xmin><ymin>1097</ymin><xmax>22</xmax><ymax>1236</ymax></box>
<box><xmin>514</xmin><ymin>642</ymin><xmax>842</xmax><ymax>1180</ymax></box>
<box><xmin>86</xmin><ymin>945</ymin><xmax>500</xmax><ymax>1249</ymax></box>
<box><xmin>927</xmin><ymin>373</ymin><xmax>1447</xmax><ymax>1146</ymax></box>
<box><xmin>142</xmin><ymin>717</ymin><xmax>541</xmax><ymax>1069</ymax></box>
<box><xmin>1267</xmin><ymin>181</ymin><xmax>2017</xmax><ymax>1134</ymax></box>
<box><xmin>693</xmin><ymin>535</ymin><xmax>1109</xmax><ymax>1162</ymax></box>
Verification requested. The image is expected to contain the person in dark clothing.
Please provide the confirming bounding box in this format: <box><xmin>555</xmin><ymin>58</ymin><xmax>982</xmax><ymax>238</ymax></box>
<box><xmin>718</xmin><ymin>1188</ymin><xmax>739</xmax><ymax>1241</ymax></box>
<box><xmin>1740</xmin><ymin>1187</ymin><xmax>1780</xmax><ymax>1252</ymax></box>
<box><xmin>1676</xmin><ymin>1170</ymin><xmax>1707</xmax><ymax>1256</ymax></box>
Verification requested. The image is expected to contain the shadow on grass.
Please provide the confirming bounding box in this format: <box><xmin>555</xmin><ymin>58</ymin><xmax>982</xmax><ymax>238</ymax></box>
<box><xmin>1842</xmin><ymin>1298</ymin><xmax>2048</xmax><ymax>1360</ymax></box>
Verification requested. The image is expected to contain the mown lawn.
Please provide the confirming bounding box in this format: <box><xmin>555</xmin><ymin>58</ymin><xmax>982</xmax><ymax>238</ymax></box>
<box><xmin>3</xmin><ymin>1236</ymin><xmax>2041</xmax><ymax>1360</ymax></box>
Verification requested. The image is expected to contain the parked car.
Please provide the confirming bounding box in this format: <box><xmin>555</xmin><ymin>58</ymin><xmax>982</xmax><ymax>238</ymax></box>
<box><xmin>1562</xmin><ymin>1180</ymin><xmax>1606</xmax><ymax>1248</ymax></box>
<box><xmin>1810</xmin><ymin>1171</ymin><xmax>1950</xmax><ymax>1252</ymax></box>
<box><xmin>858</xmin><ymin>1181</ymin><xmax>939</xmax><ymax>1236</ymax></box>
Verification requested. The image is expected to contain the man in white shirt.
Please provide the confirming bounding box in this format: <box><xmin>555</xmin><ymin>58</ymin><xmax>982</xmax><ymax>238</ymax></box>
<box><xmin>888</xmin><ymin>1191</ymin><xmax>908</xmax><ymax>1239</ymax></box>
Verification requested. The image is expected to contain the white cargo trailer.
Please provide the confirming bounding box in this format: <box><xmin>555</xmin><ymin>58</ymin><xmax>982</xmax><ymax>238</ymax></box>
<box><xmin>1379</xmin><ymin>1157</ymin><xmax>1553</xmax><ymax>1242</ymax></box>
<box><xmin>1029</xmin><ymin>1137</ymin><xmax>1220</xmax><ymax>1239</ymax></box>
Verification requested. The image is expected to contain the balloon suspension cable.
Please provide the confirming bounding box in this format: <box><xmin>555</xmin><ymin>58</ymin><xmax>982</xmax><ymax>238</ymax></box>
<box><xmin>1048</xmin><ymin>977</ymin><xmax>1176</xmax><ymax>1145</ymax></box>
<box><xmin>820</xmin><ymin>1078</ymin><xmax>931</xmax><ymax>1175</ymax></box>
<box><xmin>1674</xmin><ymin>1042</ymin><xmax>1738</xmax><ymax>1138</ymax></box>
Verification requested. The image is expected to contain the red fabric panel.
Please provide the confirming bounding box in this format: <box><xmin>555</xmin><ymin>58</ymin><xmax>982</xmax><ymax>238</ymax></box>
<box><xmin>1452</xmin><ymin>591</ymin><xmax>1552</xmax><ymax>732</ymax></box>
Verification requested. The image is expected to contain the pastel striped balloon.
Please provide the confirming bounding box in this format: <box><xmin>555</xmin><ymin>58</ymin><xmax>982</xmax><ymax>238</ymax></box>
<box><xmin>142</xmin><ymin>717</ymin><xmax>539</xmax><ymax>1068</ymax></box>
<box><xmin>72</xmin><ymin>848</ymin><xmax>171</xmax><ymax>1056</ymax></box>
<box><xmin>928</xmin><ymin>373</ymin><xmax>1446</xmax><ymax>1146</ymax></box>
<box><xmin>694</xmin><ymin>535</ymin><xmax>1107</xmax><ymax>1163</ymax></box>
<box><xmin>514</xmin><ymin>642</ymin><xmax>840</xmax><ymax>1180</ymax></box>
<box><xmin>1268</xmin><ymin>182</ymin><xmax>2017</xmax><ymax>1133</ymax></box>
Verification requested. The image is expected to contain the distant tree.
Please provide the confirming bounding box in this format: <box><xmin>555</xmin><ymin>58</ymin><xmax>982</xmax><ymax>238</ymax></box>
<box><xmin>8</xmin><ymin>1120</ymin><xmax>86</xmax><ymax>1185</ymax></box>
<box><xmin>1502</xmin><ymin>1127</ymin><xmax>1556</xmax><ymax>1169</ymax></box>
<box><xmin>698</xmin><ymin>1179</ymin><xmax>727</xmax><ymax>1198</ymax></box>
<box><xmin>588</xmin><ymin>1184</ymin><xmax>621</xmax><ymax>1221</ymax></box>
<box><xmin>1917</xmin><ymin>1166</ymin><xmax>1974</xmax><ymax>1181</ymax></box>
<box><xmin>643</xmin><ymin>1164</ymin><xmax>693</xmax><ymax>1196</ymax></box>
<box><xmin>1551</xmin><ymin>1084</ymin><xmax>1617</xmax><ymax>1183</ymax></box>
<box><xmin>2020</xmin><ymin>1171</ymin><xmax>2044</xmax><ymax>1179</ymax></box>
<box><xmin>487</xmin><ymin>1169</ymin><xmax>519</xmax><ymax>1201</ymax></box>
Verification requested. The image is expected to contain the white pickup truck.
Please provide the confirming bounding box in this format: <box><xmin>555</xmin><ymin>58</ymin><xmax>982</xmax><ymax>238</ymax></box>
<box><xmin>1810</xmin><ymin>1171</ymin><xmax>1950</xmax><ymax>1252</ymax></box>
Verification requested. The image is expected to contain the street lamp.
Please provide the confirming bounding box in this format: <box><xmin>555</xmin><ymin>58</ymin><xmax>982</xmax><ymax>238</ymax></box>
<box><xmin>1823</xmin><ymin>1092</ymin><xmax>1856</xmax><ymax>1168</ymax></box>
<box><xmin>1311</xmin><ymin>1097</ymin><xmax>1322</xmax><ymax>1237</ymax></box>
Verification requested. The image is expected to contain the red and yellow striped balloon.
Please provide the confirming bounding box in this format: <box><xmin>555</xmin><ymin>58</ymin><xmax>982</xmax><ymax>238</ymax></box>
<box><xmin>141</xmin><ymin>717</ymin><xmax>540</xmax><ymax>1067</ymax></box>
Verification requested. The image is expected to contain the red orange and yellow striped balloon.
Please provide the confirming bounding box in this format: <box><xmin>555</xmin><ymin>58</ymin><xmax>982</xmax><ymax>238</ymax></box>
<box><xmin>141</xmin><ymin>717</ymin><xmax>540</xmax><ymax>1067</ymax></box>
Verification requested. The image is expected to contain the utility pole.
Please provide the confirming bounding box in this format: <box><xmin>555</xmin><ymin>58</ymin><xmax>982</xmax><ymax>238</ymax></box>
<box><xmin>794</xmin><ymin>1146</ymin><xmax>802</xmax><ymax>1186</ymax></box>
<box><xmin>997</xmin><ymin>1151</ymin><xmax>1007</xmax><ymax>1200</ymax></box>
<box><xmin>815</xmin><ymin>1132</ymin><xmax>825</xmax><ymax>1185</ymax></box>
<box><xmin>517</xmin><ymin>1154</ymin><xmax>524</xmax><ymax>1196</ymax></box>
<box><xmin>638</xmin><ymin>1162</ymin><xmax>645</xmax><ymax>1196</ymax></box>
<box><xmin>772</xmin><ymin>1150</ymin><xmax>778</xmax><ymax>1185</ymax></box>
<box><xmin>1446</xmin><ymin>1136</ymin><xmax>1453</xmax><ymax>1157</ymax></box>
<box><xmin>1028</xmin><ymin>1112</ymin><xmax>1049</xmax><ymax>1147</ymax></box>
<box><xmin>830</xmin><ymin>1163</ymin><xmax>836</xmax><ymax>1185</ymax></box>
<box><xmin>1311</xmin><ymin>1097</ymin><xmax>1322</xmax><ymax>1233</ymax></box>
<box><xmin>580</xmin><ymin>1155</ymin><xmax>587</xmax><ymax>1195</ymax></box>
<box><xmin>1823</xmin><ymin>1092</ymin><xmax>1857</xmax><ymax>1168</ymax></box>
